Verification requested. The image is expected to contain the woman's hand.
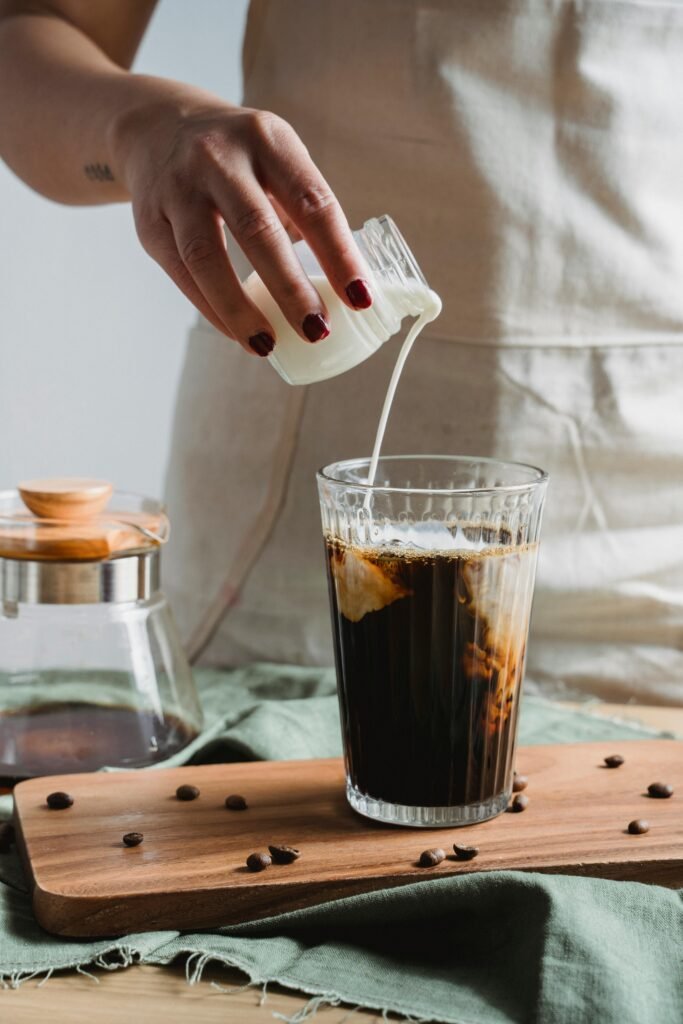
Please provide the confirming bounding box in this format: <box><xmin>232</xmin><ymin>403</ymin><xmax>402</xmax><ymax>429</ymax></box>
<box><xmin>111</xmin><ymin>89</ymin><xmax>373</xmax><ymax>355</ymax></box>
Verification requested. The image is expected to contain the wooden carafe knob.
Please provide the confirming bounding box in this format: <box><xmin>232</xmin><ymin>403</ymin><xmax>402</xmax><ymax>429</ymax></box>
<box><xmin>18</xmin><ymin>478</ymin><xmax>114</xmax><ymax>521</ymax></box>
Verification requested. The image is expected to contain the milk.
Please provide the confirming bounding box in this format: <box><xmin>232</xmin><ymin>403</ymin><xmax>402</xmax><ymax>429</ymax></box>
<box><xmin>244</xmin><ymin>269</ymin><xmax>442</xmax><ymax>480</ymax></box>
<box><xmin>367</xmin><ymin>289</ymin><xmax>442</xmax><ymax>484</ymax></box>
<box><xmin>243</xmin><ymin>272</ymin><xmax>432</xmax><ymax>387</ymax></box>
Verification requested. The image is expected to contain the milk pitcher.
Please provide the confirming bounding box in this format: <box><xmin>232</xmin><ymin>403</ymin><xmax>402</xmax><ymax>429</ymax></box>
<box><xmin>243</xmin><ymin>215</ymin><xmax>435</xmax><ymax>385</ymax></box>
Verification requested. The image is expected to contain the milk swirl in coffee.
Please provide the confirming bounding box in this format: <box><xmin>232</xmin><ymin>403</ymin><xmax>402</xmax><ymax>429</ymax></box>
<box><xmin>325</xmin><ymin>528</ymin><xmax>538</xmax><ymax>809</ymax></box>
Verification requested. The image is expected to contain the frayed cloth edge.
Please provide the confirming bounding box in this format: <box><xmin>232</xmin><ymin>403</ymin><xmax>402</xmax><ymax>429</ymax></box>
<box><xmin>1</xmin><ymin>943</ymin><xmax>488</xmax><ymax>1022</ymax></box>
<box><xmin>0</xmin><ymin>967</ymin><xmax>54</xmax><ymax>990</ymax></box>
<box><xmin>0</xmin><ymin>945</ymin><xmax>139</xmax><ymax>990</ymax></box>
<box><xmin>157</xmin><ymin>946</ymin><xmax>478</xmax><ymax>1024</ymax></box>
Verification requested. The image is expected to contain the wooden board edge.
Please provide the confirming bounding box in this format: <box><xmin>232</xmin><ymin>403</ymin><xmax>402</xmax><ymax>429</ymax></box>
<box><xmin>12</xmin><ymin>809</ymin><xmax>36</xmax><ymax>897</ymax></box>
<box><xmin>28</xmin><ymin>855</ymin><xmax>683</xmax><ymax>939</ymax></box>
<box><xmin>28</xmin><ymin>874</ymin><xmax>405</xmax><ymax>938</ymax></box>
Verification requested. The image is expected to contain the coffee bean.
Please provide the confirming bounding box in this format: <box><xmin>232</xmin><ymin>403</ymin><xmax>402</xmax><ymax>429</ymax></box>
<box><xmin>604</xmin><ymin>755</ymin><xmax>624</xmax><ymax>769</ymax></box>
<box><xmin>46</xmin><ymin>791</ymin><xmax>73</xmax><ymax>810</ymax></box>
<box><xmin>507</xmin><ymin>794</ymin><xmax>529</xmax><ymax>813</ymax></box>
<box><xmin>225</xmin><ymin>794</ymin><xmax>248</xmax><ymax>811</ymax></box>
<box><xmin>175</xmin><ymin>784</ymin><xmax>200</xmax><ymax>801</ymax></box>
<box><xmin>0</xmin><ymin>823</ymin><xmax>15</xmax><ymax>853</ymax></box>
<box><xmin>122</xmin><ymin>832</ymin><xmax>144</xmax><ymax>847</ymax></box>
<box><xmin>453</xmin><ymin>844</ymin><xmax>479</xmax><ymax>861</ymax></box>
<box><xmin>418</xmin><ymin>848</ymin><xmax>445</xmax><ymax>867</ymax></box>
<box><xmin>268</xmin><ymin>844</ymin><xmax>301</xmax><ymax>864</ymax></box>
<box><xmin>647</xmin><ymin>782</ymin><xmax>673</xmax><ymax>799</ymax></box>
<box><xmin>246</xmin><ymin>852</ymin><xmax>271</xmax><ymax>872</ymax></box>
<box><xmin>512</xmin><ymin>773</ymin><xmax>528</xmax><ymax>792</ymax></box>
<box><xmin>627</xmin><ymin>819</ymin><xmax>650</xmax><ymax>835</ymax></box>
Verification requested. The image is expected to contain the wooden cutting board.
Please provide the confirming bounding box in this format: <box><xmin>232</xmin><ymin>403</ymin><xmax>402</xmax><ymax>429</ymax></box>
<box><xmin>12</xmin><ymin>739</ymin><xmax>682</xmax><ymax>938</ymax></box>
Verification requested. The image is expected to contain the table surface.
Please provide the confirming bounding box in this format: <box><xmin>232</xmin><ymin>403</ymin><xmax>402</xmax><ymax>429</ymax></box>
<box><xmin>2</xmin><ymin>702</ymin><xmax>681</xmax><ymax>1023</ymax></box>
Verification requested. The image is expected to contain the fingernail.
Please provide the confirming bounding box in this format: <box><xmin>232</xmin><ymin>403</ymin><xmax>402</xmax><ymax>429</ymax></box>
<box><xmin>346</xmin><ymin>278</ymin><xmax>372</xmax><ymax>309</ymax></box>
<box><xmin>303</xmin><ymin>313</ymin><xmax>330</xmax><ymax>343</ymax></box>
<box><xmin>248</xmin><ymin>331</ymin><xmax>275</xmax><ymax>357</ymax></box>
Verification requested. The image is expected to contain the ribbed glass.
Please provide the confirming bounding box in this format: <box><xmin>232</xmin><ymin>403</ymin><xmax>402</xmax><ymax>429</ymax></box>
<box><xmin>317</xmin><ymin>455</ymin><xmax>548</xmax><ymax>827</ymax></box>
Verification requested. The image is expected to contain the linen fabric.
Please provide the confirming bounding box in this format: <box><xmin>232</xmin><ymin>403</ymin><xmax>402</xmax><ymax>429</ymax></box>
<box><xmin>163</xmin><ymin>0</ymin><xmax>683</xmax><ymax>704</ymax></box>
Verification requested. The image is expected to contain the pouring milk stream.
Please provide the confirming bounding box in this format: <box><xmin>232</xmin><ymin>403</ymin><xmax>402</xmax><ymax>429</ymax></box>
<box><xmin>243</xmin><ymin>215</ymin><xmax>442</xmax><ymax>483</ymax></box>
<box><xmin>365</xmin><ymin>287</ymin><xmax>441</xmax><ymax>483</ymax></box>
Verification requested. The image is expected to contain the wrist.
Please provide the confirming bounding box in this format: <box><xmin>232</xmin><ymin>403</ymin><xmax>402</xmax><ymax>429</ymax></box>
<box><xmin>105</xmin><ymin>78</ymin><xmax>181</xmax><ymax>190</ymax></box>
<box><xmin>106</xmin><ymin>76</ymin><xmax>240</xmax><ymax>193</ymax></box>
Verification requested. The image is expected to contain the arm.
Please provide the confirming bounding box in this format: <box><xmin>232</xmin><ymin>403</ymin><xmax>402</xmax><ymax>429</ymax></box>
<box><xmin>0</xmin><ymin>0</ymin><xmax>371</xmax><ymax>352</ymax></box>
<box><xmin>0</xmin><ymin>0</ymin><xmax>157</xmax><ymax>204</ymax></box>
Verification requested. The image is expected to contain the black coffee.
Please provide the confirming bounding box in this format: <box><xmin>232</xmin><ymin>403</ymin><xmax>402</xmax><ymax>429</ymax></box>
<box><xmin>0</xmin><ymin>703</ymin><xmax>197</xmax><ymax>787</ymax></box>
<box><xmin>325</xmin><ymin>534</ymin><xmax>536</xmax><ymax>809</ymax></box>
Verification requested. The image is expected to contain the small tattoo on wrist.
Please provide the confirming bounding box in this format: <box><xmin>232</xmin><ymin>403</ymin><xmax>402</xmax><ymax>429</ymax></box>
<box><xmin>84</xmin><ymin>162</ymin><xmax>115</xmax><ymax>183</ymax></box>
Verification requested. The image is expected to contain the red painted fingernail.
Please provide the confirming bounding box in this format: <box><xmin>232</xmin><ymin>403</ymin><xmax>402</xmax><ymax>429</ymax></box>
<box><xmin>248</xmin><ymin>332</ymin><xmax>275</xmax><ymax>357</ymax></box>
<box><xmin>346</xmin><ymin>278</ymin><xmax>372</xmax><ymax>309</ymax></box>
<box><xmin>303</xmin><ymin>313</ymin><xmax>330</xmax><ymax>343</ymax></box>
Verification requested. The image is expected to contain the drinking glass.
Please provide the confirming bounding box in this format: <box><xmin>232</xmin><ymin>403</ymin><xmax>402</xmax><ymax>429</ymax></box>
<box><xmin>317</xmin><ymin>455</ymin><xmax>548</xmax><ymax>827</ymax></box>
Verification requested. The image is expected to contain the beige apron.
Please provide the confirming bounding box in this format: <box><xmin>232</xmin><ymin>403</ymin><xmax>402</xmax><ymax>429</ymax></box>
<box><xmin>164</xmin><ymin>0</ymin><xmax>683</xmax><ymax>704</ymax></box>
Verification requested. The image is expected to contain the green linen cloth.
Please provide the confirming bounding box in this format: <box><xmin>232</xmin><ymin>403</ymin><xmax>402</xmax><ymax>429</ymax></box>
<box><xmin>0</xmin><ymin>664</ymin><xmax>681</xmax><ymax>1024</ymax></box>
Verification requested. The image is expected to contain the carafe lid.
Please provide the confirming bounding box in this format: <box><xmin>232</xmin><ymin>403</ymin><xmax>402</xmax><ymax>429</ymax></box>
<box><xmin>0</xmin><ymin>479</ymin><xmax>169</xmax><ymax>562</ymax></box>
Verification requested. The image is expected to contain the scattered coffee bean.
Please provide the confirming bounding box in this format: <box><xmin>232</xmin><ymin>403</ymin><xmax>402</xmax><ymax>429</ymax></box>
<box><xmin>0</xmin><ymin>823</ymin><xmax>15</xmax><ymax>853</ymax></box>
<box><xmin>225</xmin><ymin>794</ymin><xmax>248</xmax><ymax>811</ymax></box>
<box><xmin>46</xmin><ymin>791</ymin><xmax>73</xmax><ymax>810</ymax></box>
<box><xmin>418</xmin><ymin>848</ymin><xmax>445</xmax><ymax>867</ymax></box>
<box><xmin>268</xmin><ymin>844</ymin><xmax>301</xmax><ymax>864</ymax></box>
<box><xmin>627</xmin><ymin>819</ymin><xmax>650</xmax><ymax>835</ymax></box>
<box><xmin>647</xmin><ymin>782</ymin><xmax>673</xmax><ymax>799</ymax></box>
<box><xmin>508</xmin><ymin>794</ymin><xmax>529</xmax><ymax>813</ymax></box>
<box><xmin>122</xmin><ymin>832</ymin><xmax>144</xmax><ymax>847</ymax></box>
<box><xmin>604</xmin><ymin>755</ymin><xmax>624</xmax><ymax>769</ymax></box>
<box><xmin>512</xmin><ymin>773</ymin><xmax>529</xmax><ymax>792</ymax></box>
<box><xmin>246</xmin><ymin>852</ymin><xmax>271</xmax><ymax>872</ymax></box>
<box><xmin>175</xmin><ymin>784</ymin><xmax>200</xmax><ymax>801</ymax></box>
<box><xmin>453</xmin><ymin>844</ymin><xmax>479</xmax><ymax>861</ymax></box>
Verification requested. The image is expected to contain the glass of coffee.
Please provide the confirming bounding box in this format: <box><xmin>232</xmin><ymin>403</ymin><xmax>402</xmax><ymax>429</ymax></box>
<box><xmin>317</xmin><ymin>455</ymin><xmax>548</xmax><ymax>827</ymax></box>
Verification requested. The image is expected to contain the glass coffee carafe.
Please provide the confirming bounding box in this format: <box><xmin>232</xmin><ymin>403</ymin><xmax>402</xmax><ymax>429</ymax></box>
<box><xmin>0</xmin><ymin>478</ymin><xmax>202</xmax><ymax>785</ymax></box>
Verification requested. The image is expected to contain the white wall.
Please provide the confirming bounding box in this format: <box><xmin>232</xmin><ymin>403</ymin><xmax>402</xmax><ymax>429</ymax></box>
<box><xmin>0</xmin><ymin>0</ymin><xmax>249</xmax><ymax>498</ymax></box>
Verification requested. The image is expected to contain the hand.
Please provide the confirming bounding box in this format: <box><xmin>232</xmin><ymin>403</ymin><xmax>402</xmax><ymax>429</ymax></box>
<box><xmin>111</xmin><ymin>86</ymin><xmax>373</xmax><ymax>356</ymax></box>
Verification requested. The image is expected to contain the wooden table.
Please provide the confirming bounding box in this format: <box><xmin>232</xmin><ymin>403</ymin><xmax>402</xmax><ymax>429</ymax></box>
<box><xmin>1</xmin><ymin>703</ymin><xmax>681</xmax><ymax>1023</ymax></box>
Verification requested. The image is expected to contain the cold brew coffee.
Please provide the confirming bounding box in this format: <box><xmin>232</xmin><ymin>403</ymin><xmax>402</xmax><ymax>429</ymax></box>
<box><xmin>325</xmin><ymin>531</ymin><xmax>538</xmax><ymax>819</ymax></box>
